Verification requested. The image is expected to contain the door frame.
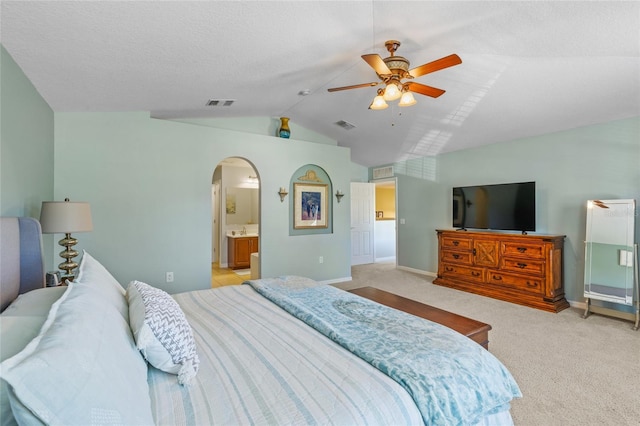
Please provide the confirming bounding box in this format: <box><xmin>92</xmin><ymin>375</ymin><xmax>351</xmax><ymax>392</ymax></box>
<box><xmin>211</xmin><ymin>157</ymin><xmax>260</xmax><ymax>272</ymax></box>
<box><xmin>373</xmin><ymin>177</ymin><xmax>398</xmax><ymax>266</ymax></box>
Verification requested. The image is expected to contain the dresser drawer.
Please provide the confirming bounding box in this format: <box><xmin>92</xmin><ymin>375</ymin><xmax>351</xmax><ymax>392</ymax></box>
<box><xmin>442</xmin><ymin>264</ymin><xmax>484</xmax><ymax>283</ymax></box>
<box><xmin>442</xmin><ymin>236</ymin><xmax>472</xmax><ymax>250</ymax></box>
<box><xmin>502</xmin><ymin>242</ymin><xmax>544</xmax><ymax>259</ymax></box>
<box><xmin>501</xmin><ymin>258</ymin><xmax>545</xmax><ymax>275</ymax></box>
<box><xmin>441</xmin><ymin>250</ymin><xmax>473</xmax><ymax>265</ymax></box>
<box><xmin>487</xmin><ymin>271</ymin><xmax>543</xmax><ymax>294</ymax></box>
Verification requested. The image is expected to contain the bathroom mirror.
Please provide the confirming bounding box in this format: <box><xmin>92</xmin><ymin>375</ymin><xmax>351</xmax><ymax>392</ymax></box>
<box><xmin>226</xmin><ymin>187</ymin><xmax>259</xmax><ymax>225</ymax></box>
<box><xmin>584</xmin><ymin>199</ymin><xmax>636</xmax><ymax>306</ymax></box>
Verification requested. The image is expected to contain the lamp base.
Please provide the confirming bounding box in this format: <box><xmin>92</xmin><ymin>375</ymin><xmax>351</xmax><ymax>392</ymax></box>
<box><xmin>58</xmin><ymin>233</ymin><xmax>79</xmax><ymax>278</ymax></box>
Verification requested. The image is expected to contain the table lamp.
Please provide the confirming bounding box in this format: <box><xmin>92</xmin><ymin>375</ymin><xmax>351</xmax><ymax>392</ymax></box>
<box><xmin>40</xmin><ymin>198</ymin><xmax>93</xmax><ymax>280</ymax></box>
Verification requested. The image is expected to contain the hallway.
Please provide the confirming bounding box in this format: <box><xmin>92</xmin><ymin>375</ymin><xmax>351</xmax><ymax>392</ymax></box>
<box><xmin>211</xmin><ymin>262</ymin><xmax>245</xmax><ymax>287</ymax></box>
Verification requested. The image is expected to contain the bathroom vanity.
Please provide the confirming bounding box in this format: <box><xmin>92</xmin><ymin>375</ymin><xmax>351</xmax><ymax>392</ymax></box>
<box><xmin>228</xmin><ymin>234</ymin><xmax>259</xmax><ymax>269</ymax></box>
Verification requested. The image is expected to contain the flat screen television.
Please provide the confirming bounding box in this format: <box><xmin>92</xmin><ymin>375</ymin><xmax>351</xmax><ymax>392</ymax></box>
<box><xmin>452</xmin><ymin>181</ymin><xmax>536</xmax><ymax>233</ymax></box>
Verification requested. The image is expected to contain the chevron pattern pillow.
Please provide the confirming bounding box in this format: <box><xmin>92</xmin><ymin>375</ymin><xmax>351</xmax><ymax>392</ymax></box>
<box><xmin>127</xmin><ymin>280</ymin><xmax>199</xmax><ymax>384</ymax></box>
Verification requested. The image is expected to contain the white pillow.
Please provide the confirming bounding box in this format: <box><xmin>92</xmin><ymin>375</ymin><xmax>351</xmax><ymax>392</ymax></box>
<box><xmin>1</xmin><ymin>287</ymin><xmax>69</xmax><ymax>426</ymax></box>
<box><xmin>1</xmin><ymin>317</ymin><xmax>52</xmax><ymax>426</ymax></box>
<box><xmin>1</xmin><ymin>287</ymin><xmax>67</xmax><ymax>317</ymax></box>
<box><xmin>74</xmin><ymin>251</ymin><xmax>128</xmax><ymax>320</ymax></box>
<box><xmin>0</xmin><ymin>282</ymin><xmax>154</xmax><ymax>425</ymax></box>
<box><xmin>127</xmin><ymin>280</ymin><xmax>199</xmax><ymax>384</ymax></box>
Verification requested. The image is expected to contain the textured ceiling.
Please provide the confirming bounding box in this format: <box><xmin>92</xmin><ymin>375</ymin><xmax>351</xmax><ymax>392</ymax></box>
<box><xmin>1</xmin><ymin>1</ymin><xmax>638</xmax><ymax>167</ymax></box>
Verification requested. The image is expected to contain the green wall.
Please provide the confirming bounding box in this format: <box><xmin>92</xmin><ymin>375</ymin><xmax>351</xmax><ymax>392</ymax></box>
<box><xmin>4</xmin><ymin>40</ymin><xmax>638</xmax><ymax>306</ymax></box>
<box><xmin>169</xmin><ymin>117</ymin><xmax>338</xmax><ymax>146</ymax></box>
<box><xmin>392</xmin><ymin>117</ymin><xmax>640</xmax><ymax>305</ymax></box>
<box><xmin>54</xmin><ymin>112</ymin><xmax>353</xmax><ymax>293</ymax></box>
<box><xmin>0</xmin><ymin>46</ymin><xmax>54</xmax><ymax>217</ymax></box>
<box><xmin>0</xmin><ymin>46</ymin><xmax>55</xmax><ymax>267</ymax></box>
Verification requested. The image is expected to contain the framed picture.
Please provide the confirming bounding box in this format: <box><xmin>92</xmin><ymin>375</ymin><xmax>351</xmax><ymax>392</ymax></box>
<box><xmin>226</xmin><ymin>192</ymin><xmax>236</xmax><ymax>214</ymax></box>
<box><xmin>294</xmin><ymin>183</ymin><xmax>328</xmax><ymax>229</ymax></box>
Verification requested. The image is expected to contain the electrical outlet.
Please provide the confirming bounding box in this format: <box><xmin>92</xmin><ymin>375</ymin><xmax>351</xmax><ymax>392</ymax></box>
<box><xmin>319</xmin><ymin>256</ymin><xmax>324</xmax><ymax>264</ymax></box>
<box><xmin>166</xmin><ymin>272</ymin><xmax>174</xmax><ymax>282</ymax></box>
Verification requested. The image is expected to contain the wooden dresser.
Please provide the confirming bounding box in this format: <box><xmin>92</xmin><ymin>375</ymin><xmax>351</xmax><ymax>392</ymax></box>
<box><xmin>433</xmin><ymin>229</ymin><xmax>569</xmax><ymax>312</ymax></box>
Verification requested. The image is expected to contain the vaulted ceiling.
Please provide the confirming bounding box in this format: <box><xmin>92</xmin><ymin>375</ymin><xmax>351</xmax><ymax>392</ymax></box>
<box><xmin>1</xmin><ymin>1</ymin><xmax>638</xmax><ymax>167</ymax></box>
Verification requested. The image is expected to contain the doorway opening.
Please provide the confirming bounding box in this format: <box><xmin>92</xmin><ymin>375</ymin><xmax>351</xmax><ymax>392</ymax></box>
<box><xmin>374</xmin><ymin>178</ymin><xmax>397</xmax><ymax>264</ymax></box>
<box><xmin>211</xmin><ymin>157</ymin><xmax>260</xmax><ymax>287</ymax></box>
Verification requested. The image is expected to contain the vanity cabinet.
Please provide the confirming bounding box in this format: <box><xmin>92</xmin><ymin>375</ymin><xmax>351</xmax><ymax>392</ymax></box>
<box><xmin>228</xmin><ymin>236</ymin><xmax>258</xmax><ymax>269</ymax></box>
<box><xmin>434</xmin><ymin>230</ymin><xmax>569</xmax><ymax>312</ymax></box>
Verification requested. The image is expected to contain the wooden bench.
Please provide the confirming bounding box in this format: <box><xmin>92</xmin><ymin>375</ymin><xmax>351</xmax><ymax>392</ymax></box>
<box><xmin>348</xmin><ymin>287</ymin><xmax>492</xmax><ymax>349</ymax></box>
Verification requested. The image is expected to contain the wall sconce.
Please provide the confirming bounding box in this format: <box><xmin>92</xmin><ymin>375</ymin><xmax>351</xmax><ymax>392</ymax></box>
<box><xmin>335</xmin><ymin>190</ymin><xmax>345</xmax><ymax>203</ymax></box>
<box><xmin>278</xmin><ymin>187</ymin><xmax>289</xmax><ymax>202</ymax></box>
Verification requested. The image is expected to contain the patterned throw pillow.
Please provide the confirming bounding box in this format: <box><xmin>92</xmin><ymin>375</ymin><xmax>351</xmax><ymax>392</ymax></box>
<box><xmin>127</xmin><ymin>280</ymin><xmax>199</xmax><ymax>384</ymax></box>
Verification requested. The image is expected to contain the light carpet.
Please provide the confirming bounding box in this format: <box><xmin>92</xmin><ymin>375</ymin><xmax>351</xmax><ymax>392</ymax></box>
<box><xmin>333</xmin><ymin>262</ymin><xmax>640</xmax><ymax>426</ymax></box>
<box><xmin>234</xmin><ymin>269</ymin><xmax>251</xmax><ymax>276</ymax></box>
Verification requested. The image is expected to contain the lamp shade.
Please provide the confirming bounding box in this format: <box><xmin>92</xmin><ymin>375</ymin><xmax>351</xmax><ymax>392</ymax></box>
<box><xmin>383</xmin><ymin>83</ymin><xmax>402</xmax><ymax>101</ymax></box>
<box><xmin>369</xmin><ymin>94</ymin><xmax>389</xmax><ymax>110</ymax></box>
<box><xmin>40</xmin><ymin>200</ymin><xmax>93</xmax><ymax>234</ymax></box>
<box><xmin>398</xmin><ymin>91</ymin><xmax>417</xmax><ymax>107</ymax></box>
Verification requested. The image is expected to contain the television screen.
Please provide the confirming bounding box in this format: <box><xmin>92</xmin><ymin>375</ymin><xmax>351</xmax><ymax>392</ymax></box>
<box><xmin>453</xmin><ymin>182</ymin><xmax>536</xmax><ymax>232</ymax></box>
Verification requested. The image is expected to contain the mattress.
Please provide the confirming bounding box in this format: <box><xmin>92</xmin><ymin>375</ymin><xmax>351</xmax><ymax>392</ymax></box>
<box><xmin>148</xmin><ymin>284</ymin><xmax>515</xmax><ymax>425</ymax></box>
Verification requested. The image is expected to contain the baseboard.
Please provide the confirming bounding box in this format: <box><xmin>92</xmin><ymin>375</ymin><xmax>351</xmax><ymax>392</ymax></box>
<box><xmin>320</xmin><ymin>276</ymin><xmax>352</xmax><ymax>285</ymax></box>
<box><xmin>569</xmin><ymin>300</ymin><xmax>637</xmax><ymax>322</ymax></box>
<box><xmin>375</xmin><ymin>256</ymin><xmax>396</xmax><ymax>263</ymax></box>
<box><xmin>396</xmin><ymin>265</ymin><xmax>437</xmax><ymax>278</ymax></box>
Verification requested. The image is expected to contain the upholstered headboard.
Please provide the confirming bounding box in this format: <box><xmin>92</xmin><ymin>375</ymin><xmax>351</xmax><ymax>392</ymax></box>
<box><xmin>0</xmin><ymin>217</ymin><xmax>46</xmax><ymax>312</ymax></box>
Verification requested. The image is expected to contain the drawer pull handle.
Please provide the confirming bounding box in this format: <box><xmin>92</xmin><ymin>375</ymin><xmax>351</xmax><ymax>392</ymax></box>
<box><xmin>517</xmin><ymin>263</ymin><xmax>527</xmax><ymax>268</ymax></box>
<box><xmin>445</xmin><ymin>266</ymin><xmax>454</xmax><ymax>272</ymax></box>
<box><xmin>517</xmin><ymin>247</ymin><xmax>527</xmax><ymax>253</ymax></box>
<box><xmin>453</xmin><ymin>241</ymin><xmax>459</xmax><ymax>246</ymax></box>
<box><xmin>493</xmin><ymin>275</ymin><xmax>502</xmax><ymax>281</ymax></box>
<box><xmin>452</xmin><ymin>254</ymin><xmax>460</xmax><ymax>259</ymax></box>
<box><xmin>471</xmin><ymin>271</ymin><xmax>481</xmax><ymax>277</ymax></box>
<box><xmin>526</xmin><ymin>281</ymin><xmax>537</xmax><ymax>287</ymax></box>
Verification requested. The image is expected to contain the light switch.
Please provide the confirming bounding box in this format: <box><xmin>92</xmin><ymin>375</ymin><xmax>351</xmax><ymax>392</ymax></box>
<box><xmin>619</xmin><ymin>250</ymin><xmax>626</xmax><ymax>266</ymax></box>
<box><xmin>619</xmin><ymin>250</ymin><xmax>634</xmax><ymax>267</ymax></box>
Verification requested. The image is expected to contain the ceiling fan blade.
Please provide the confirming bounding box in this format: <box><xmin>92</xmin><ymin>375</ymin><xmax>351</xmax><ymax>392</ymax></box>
<box><xmin>406</xmin><ymin>82</ymin><xmax>446</xmax><ymax>98</ymax></box>
<box><xmin>327</xmin><ymin>82</ymin><xmax>380</xmax><ymax>92</ymax></box>
<box><xmin>408</xmin><ymin>54</ymin><xmax>462</xmax><ymax>78</ymax></box>
<box><xmin>361</xmin><ymin>54</ymin><xmax>392</xmax><ymax>76</ymax></box>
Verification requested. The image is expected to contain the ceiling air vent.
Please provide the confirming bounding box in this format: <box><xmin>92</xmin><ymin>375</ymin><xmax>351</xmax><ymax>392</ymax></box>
<box><xmin>335</xmin><ymin>120</ymin><xmax>356</xmax><ymax>130</ymax></box>
<box><xmin>373</xmin><ymin>166</ymin><xmax>394</xmax><ymax>179</ymax></box>
<box><xmin>206</xmin><ymin>99</ymin><xmax>235</xmax><ymax>107</ymax></box>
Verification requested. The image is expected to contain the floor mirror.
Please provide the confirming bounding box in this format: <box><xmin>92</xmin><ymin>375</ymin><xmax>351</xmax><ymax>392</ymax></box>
<box><xmin>583</xmin><ymin>199</ymin><xmax>638</xmax><ymax>329</ymax></box>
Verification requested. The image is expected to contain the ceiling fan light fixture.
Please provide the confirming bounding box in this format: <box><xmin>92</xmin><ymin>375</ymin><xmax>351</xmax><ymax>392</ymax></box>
<box><xmin>382</xmin><ymin>82</ymin><xmax>402</xmax><ymax>101</ymax></box>
<box><xmin>369</xmin><ymin>90</ymin><xmax>389</xmax><ymax>110</ymax></box>
<box><xmin>327</xmin><ymin>40</ymin><xmax>461</xmax><ymax>111</ymax></box>
<box><xmin>398</xmin><ymin>91</ymin><xmax>417</xmax><ymax>107</ymax></box>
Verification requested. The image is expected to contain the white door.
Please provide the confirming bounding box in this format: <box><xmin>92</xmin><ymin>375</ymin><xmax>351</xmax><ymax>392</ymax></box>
<box><xmin>351</xmin><ymin>182</ymin><xmax>375</xmax><ymax>265</ymax></box>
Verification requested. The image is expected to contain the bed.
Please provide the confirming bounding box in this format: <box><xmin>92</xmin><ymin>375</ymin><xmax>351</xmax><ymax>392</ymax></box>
<box><xmin>0</xmin><ymin>217</ymin><xmax>521</xmax><ymax>425</ymax></box>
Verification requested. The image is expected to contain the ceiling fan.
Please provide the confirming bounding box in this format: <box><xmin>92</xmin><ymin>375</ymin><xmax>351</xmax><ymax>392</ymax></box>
<box><xmin>327</xmin><ymin>40</ymin><xmax>461</xmax><ymax>109</ymax></box>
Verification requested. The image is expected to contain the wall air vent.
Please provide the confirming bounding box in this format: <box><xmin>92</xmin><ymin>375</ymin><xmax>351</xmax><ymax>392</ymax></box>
<box><xmin>372</xmin><ymin>166</ymin><xmax>394</xmax><ymax>179</ymax></box>
<box><xmin>206</xmin><ymin>99</ymin><xmax>235</xmax><ymax>106</ymax></box>
<box><xmin>335</xmin><ymin>120</ymin><xmax>356</xmax><ymax>130</ymax></box>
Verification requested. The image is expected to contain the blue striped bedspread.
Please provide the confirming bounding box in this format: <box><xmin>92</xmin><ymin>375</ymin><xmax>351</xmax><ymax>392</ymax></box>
<box><xmin>148</xmin><ymin>283</ymin><xmax>425</xmax><ymax>425</ymax></box>
<box><xmin>246</xmin><ymin>277</ymin><xmax>522</xmax><ymax>426</ymax></box>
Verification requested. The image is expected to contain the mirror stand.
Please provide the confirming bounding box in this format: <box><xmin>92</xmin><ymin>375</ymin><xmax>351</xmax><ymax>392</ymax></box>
<box><xmin>583</xmin><ymin>244</ymin><xmax>638</xmax><ymax>330</ymax></box>
<box><xmin>582</xmin><ymin>199</ymin><xmax>638</xmax><ymax>330</ymax></box>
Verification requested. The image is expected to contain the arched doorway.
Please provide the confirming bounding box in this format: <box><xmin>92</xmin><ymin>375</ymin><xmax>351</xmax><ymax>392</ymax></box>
<box><xmin>211</xmin><ymin>157</ymin><xmax>260</xmax><ymax>287</ymax></box>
